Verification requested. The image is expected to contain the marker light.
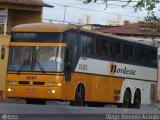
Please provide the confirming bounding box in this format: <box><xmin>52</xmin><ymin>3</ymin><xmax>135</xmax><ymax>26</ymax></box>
<box><xmin>8</xmin><ymin>81</ymin><xmax>17</xmax><ymax>85</ymax></box>
<box><xmin>48</xmin><ymin>82</ymin><xmax>62</xmax><ymax>87</ymax></box>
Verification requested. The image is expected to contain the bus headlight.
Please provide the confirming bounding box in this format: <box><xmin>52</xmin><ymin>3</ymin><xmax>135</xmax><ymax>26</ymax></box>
<box><xmin>48</xmin><ymin>90</ymin><xmax>56</xmax><ymax>94</ymax></box>
<box><xmin>8</xmin><ymin>81</ymin><xmax>17</xmax><ymax>85</ymax></box>
<box><xmin>48</xmin><ymin>82</ymin><xmax>62</xmax><ymax>87</ymax></box>
<box><xmin>7</xmin><ymin>88</ymin><xmax>15</xmax><ymax>92</ymax></box>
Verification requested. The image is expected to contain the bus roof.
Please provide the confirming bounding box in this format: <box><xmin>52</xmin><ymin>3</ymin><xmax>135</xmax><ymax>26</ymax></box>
<box><xmin>12</xmin><ymin>23</ymin><xmax>155</xmax><ymax>47</ymax></box>
<box><xmin>12</xmin><ymin>23</ymin><xmax>77</xmax><ymax>33</ymax></box>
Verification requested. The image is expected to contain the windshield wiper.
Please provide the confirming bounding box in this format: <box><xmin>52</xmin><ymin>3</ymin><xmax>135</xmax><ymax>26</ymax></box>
<box><xmin>36</xmin><ymin>61</ymin><xmax>46</xmax><ymax>74</ymax></box>
<box><xmin>17</xmin><ymin>60</ymin><xmax>29</xmax><ymax>75</ymax></box>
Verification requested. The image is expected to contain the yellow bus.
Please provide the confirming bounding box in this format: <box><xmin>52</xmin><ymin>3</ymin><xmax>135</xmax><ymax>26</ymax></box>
<box><xmin>6</xmin><ymin>23</ymin><xmax>158</xmax><ymax>108</ymax></box>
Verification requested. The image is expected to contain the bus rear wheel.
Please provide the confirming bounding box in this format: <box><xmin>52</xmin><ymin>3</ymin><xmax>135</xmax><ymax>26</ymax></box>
<box><xmin>26</xmin><ymin>99</ymin><xmax>46</xmax><ymax>105</ymax></box>
<box><xmin>70</xmin><ymin>84</ymin><xmax>85</xmax><ymax>106</ymax></box>
<box><xmin>133</xmin><ymin>89</ymin><xmax>141</xmax><ymax>108</ymax></box>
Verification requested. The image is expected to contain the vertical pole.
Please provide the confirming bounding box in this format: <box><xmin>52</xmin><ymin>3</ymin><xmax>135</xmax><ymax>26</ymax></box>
<box><xmin>63</xmin><ymin>5</ymin><xmax>67</xmax><ymax>24</ymax></box>
<box><xmin>158</xmin><ymin>48</ymin><xmax>160</xmax><ymax>102</ymax></box>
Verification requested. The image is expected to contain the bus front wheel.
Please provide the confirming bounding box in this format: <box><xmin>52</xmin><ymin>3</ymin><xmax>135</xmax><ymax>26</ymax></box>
<box><xmin>70</xmin><ymin>84</ymin><xmax>85</xmax><ymax>106</ymax></box>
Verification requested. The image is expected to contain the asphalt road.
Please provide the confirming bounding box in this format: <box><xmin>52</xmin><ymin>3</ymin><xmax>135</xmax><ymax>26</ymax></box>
<box><xmin>0</xmin><ymin>101</ymin><xmax>160</xmax><ymax>120</ymax></box>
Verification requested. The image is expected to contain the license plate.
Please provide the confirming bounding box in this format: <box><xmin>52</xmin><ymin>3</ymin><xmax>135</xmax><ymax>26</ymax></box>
<box><xmin>26</xmin><ymin>89</ymin><xmax>35</xmax><ymax>93</ymax></box>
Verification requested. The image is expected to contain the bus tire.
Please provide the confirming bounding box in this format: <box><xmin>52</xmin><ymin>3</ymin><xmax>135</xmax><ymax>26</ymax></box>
<box><xmin>122</xmin><ymin>89</ymin><xmax>131</xmax><ymax>108</ymax></box>
<box><xmin>133</xmin><ymin>89</ymin><xmax>141</xmax><ymax>109</ymax></box>
<box><xmin>70</xmin><ymin>84</ymin><xmax>85</xmax><ymax>107</ymax></box>
<box><xmin>87</xmin><ymin>102</ymin><xmax>104</xmax><ymax>107</ymax></box>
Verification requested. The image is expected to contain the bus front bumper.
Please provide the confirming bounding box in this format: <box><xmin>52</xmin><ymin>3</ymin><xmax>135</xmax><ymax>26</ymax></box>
<box><xmin>6</xmin><ymin>86</ymin><xmax>62</xmax><ymax>100</ymax></box>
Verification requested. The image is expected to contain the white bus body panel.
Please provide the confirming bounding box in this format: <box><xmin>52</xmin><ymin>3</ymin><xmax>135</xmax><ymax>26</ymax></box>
<box><xmin>75</xmin><ymin>57</ymin><xmax>157</xmax><ymax>104</ymax></box>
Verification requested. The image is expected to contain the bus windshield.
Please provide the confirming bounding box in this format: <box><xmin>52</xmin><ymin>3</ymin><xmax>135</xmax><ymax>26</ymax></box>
<box><xmin>8</xmin><ymin>46</ymin><xmax>65</xmax><ymax>72</ymax></box>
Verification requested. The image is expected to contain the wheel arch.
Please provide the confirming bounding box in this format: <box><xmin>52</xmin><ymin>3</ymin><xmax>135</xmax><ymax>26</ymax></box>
<box><xmin>135</xmin><ymin>88</ymin><xmax>141</xmax><ymax>93</ymax></box>
<box><xmin>134</xmin><ymin>88</ymin><xmax>141</xmax><ymax>99</ymax></box>
<box><xmin>124</xmin><ymin>87</ymin><xmax>132</xmax><ymax>103</ymax></box>
<box><xmin>125</xmin><ymin>87</ymin><xmax>132</xmax><ymax>97</ymax></box>
<box><xmin>132</xmin><ymin>88</ymin><xmax>141</xmax><ymax>103</ymax></box>
<box><xmin>73</xmin><ymin>82</ymin><xmax>85</xmax><ymax>100</ymax></box>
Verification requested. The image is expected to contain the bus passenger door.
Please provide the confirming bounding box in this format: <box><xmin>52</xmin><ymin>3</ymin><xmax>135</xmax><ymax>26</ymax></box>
<box><xmin>62</xmin><ymin>73</ymin><xmax>80</xmax><ymax>101</ymax></box>
<box><xmin>63</xmin><ymin>31</ymin><xmax>79</xmax><ymax>101</ymax></box>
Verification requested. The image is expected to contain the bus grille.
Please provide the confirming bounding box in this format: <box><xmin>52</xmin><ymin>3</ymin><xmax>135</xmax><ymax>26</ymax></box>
<box><xmin>18</xmin><ymin>81</ymin><xmax>45</xmax><ymax>85</ymax></box>
<box><xmin>18</xmin><ymin>81</ymin><xmax>30</xmax><ymax>85</ymax></box>
<box><xmin>33</xmin><ymin>82</ymin><xmax>45</xmax><ymax>85</ymax></box>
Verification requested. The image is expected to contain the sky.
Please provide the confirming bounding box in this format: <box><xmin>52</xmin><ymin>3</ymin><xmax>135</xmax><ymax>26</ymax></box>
<box><xmin>43</xmin><ymin>0</ymin><xmax>159</xmax><ymax>25</ymax></box>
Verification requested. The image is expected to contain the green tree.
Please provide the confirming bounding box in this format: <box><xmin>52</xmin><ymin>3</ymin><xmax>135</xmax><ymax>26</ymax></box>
<box><xmin>83</xmin><ymin>0</ymin><xmax>160</xmax><ymax>47</ymax></box>
<box><xmin>83</xmin><ymin>0</ymin><xmax>160</xmax><ymax>21</ymax></box>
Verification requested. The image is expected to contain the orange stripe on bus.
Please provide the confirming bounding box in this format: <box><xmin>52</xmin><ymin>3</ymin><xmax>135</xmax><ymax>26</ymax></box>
<box><xmin>9</xmin><ymin>42</ymin><xmax>67</xmax><ymax>47</ymax></box>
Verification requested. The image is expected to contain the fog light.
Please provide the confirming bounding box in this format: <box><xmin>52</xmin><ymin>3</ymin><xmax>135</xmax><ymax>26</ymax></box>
<box><xmin>8</xmin><ymin>81</ymin><xmax>17</xmax><ymax>85</ymax></box>
<box><xmin>48</xmin><ymin>90</ymin><xmax>56</xmax><ymax>94</ymax></box>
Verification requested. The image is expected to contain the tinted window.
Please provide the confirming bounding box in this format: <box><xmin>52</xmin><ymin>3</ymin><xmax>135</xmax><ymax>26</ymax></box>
<box><xmin>66</xmin><ymin>32</ymin><xmax>78</xmax><ymax>66</ymax></box>
<box><xmin>146</xmin><ymin>49</ymin><xmax>157</xmax><ymax>66</ymax></box>
<box><xmin>135</xmin><ymin>46</ymin><xmax>145</xmax><ymax>63</ymax></box>
<box><xmin>96</xmin><ymin>38</ymin><xmax>109</xmax><ymax>57</ymax></box>
<box><xmin>123</xmin><ymin>44</ymin><xmax>129</xmax><ymax>61</ymax></box>
<box><xmin>146</xmin><ymin>49</ymin><xmax>152</xmax><ymax>64</ymax></box>
<box><xmin>110</xmin><ymin>42</ymin><xmax>116</xmax><ymax>58</ymax></box>
<box><xmin>81</xmin><ymin>35</ymin><xmax>94</xmax><ymax>54</ymax></box>
<box><xmin>11</xmin><ymin>32</ymin><xmax>63</xmax><ymax>43</ymax></box>
<box><xmin>128</xmin><ymin>45</ymin><xmax>134</xmax><ymax>62</ymax></box>
<box><xmin>110</xmin><ymin>41</ymin><xmax>121</xmax><ymax>59</ymax></box>
<box><xmin>151</xmin><ymin>50</ymin><xmax>157</xmax><ymax>66</ymax></box>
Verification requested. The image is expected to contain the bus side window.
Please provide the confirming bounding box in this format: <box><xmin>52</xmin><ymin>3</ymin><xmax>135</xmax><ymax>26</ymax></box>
<box><xmin>135</xmin><ymin>46</ymin><xmax>145</xmax><ymax>64</ymax></box>
<box><xmin>123</xmin><ymin>44</ymin><xmax>129</xmax><ymax>61</ymax></box>
<box><xmin>146</xmin><ymin>49</ymin><xmax>152</xmax><ymax>65</ymax></box>
<box><xmin>151</xmin><ymin>50</ymin><xmax>157</xmax><ymax>66</ymax></box>
<box><xmin>103</xmin><ymin>40</ymin><xmax>109</xmax><ymax>56</ymax></box>
<box><xmin>96</xmin><ymin>38</ymin><xmax>109</xmax><ymax>57</ymax></box>
<box><xmin>110</xmin><ymin>41</ymin><xmax>116</xmax><ymax>58</ymax></box>
<box><xmin>81</xmin><ymin>35</ymin><xmax>94</xmax><ymax>54</ymax></box>
<box><xmin>115</xmin><ymin>42</ymin><xmax>121</xmax><ymax>59</ymax></box>
<box><xmin>128</xmin><ymin>45</ymin><xmax>134</xmax><ymax>62</ymax></box>
<box><xmin>1</xmin><ymin>46</ymin><xmax>5</xmax><ymax>60</ymax></box>
<box><xmin>96</xmin><ymin>39</ymin><xmax>103</xmax><ymax>56</ymax></box>
<box><xmin>110</xmin><ymin>41</ymin><xmax>121</xmax><ymax>59</ymax></box>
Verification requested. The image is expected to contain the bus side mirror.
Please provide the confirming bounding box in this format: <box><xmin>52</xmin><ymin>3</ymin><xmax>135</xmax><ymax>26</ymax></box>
<box><xmin>65</xmin><ymin>48</ymin><xmax>71</xmax><ymax>81</ymax></box>
<box><xmin>1</xmin><ymin>46</ymin><xmax>5</xmax><ymax>60</ymax></box>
